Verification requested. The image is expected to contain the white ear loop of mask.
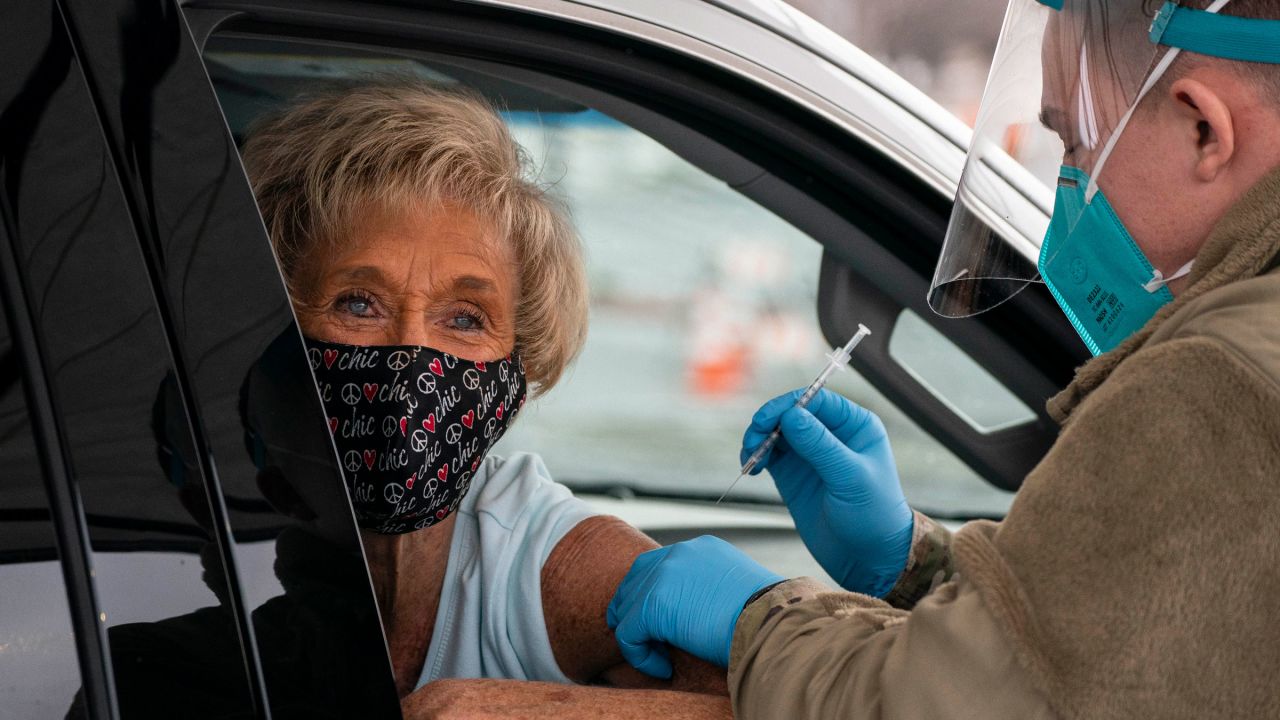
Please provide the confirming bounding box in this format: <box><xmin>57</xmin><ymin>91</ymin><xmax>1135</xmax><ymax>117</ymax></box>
<box><xmin>1082</xmin><ymin>52</ymin><xmax>1180</xmax><ymax>203</ymax></box>
<box><xmin>1081</xmin><ymin>0</ymin><xmax>1232</xmax><ymax>293</ymax></box>
<box><xmin>1076</xmin><ymin>47</ymin><xmax>1101</xmax><ymax>150</ymax></box>
<box><xmin>1142</xmin><ymin>259</ymin><xmax>1196</xmax><ymax>291</ymax></box>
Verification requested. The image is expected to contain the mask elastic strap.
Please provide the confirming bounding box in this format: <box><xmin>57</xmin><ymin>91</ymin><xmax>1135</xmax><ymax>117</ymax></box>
<box><xmin>1076</xmin><ymin>47</ymin><xmax>1101</xmax><ymax>150</ymax></box>
<box><xmin>1143</xmin><ymin>259</ymin><xmax>1195</xmax><ymax>292</ymax></box>
<box><xmin>1085</xmin><ymin>0</ymin><xmax>1234</xmax><ymax>203</ymax></box>
<box><xmin>1084</xmin><ymin>49</ymin><xmax>1180</xmax><ymax>202</ymax></box>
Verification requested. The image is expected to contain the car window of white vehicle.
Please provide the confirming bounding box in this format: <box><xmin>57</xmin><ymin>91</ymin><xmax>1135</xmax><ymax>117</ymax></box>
<box><xmin>203</xmin><ymin>35</ymin><xmax>1019</xmax><ymax>519</ymax></box>
<box><xmin>201</xmin><ymin>1</ymin><xmax>1086</xmax><ymax>518</ymax></box>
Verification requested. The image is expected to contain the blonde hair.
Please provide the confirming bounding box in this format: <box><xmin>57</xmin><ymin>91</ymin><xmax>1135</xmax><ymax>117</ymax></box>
<box><xmin>242</xmin><ymin>79</ymin><xmax>587</xmax><ymax>396</ymax></box>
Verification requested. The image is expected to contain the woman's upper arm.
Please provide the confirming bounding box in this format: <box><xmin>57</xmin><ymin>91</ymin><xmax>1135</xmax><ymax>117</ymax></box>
<box><xmin>540</xmin><ymin>515</ymin><xmax>728</xmax><ymax>695</ymax></box>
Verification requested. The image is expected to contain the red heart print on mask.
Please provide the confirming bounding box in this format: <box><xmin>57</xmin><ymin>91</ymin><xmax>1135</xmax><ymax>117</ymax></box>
<box><xmin>363</xmin><ymin>383</ymin><xmax>378</xmax><ymax>402</ymax></box>
<box><xmin>475</xmin><ymin>361</ymin><xmax>487</xmax><ymax>372</ymax></box>
<box><xmin>471</xmin><ymin>459</ymin><xmax>479</xmax><ymax>472</ymax></box>
<box><xmin>423</xmin><ymin>414</ymin><xmax>436</xmax><ymax>433</ymax></box>
<box><xmin>461</xmin><ymin>410</ymin><xmax>475</xmax><ymax>429</ymax></box>
<box><xmin>429</xmin><ymin>358</ymin><xmax>444</xmax><ymax>376</ymax></box>
<box><xmin>437</xmin><ymin>463</ymin><xmax>449</xmax><ymax>482</ymax></box>
<box><xmin>328</xmin><ymin>417</ymin><xmax>338</xmax><ymax>435</ymax></box>
<box><xmin>399</xmin><ymin>417</ymin><xmax>408</xmax><ymax>436</ymax></box>
<box><xmin>435</xmin><ymin>508</ymin><xmax>447</xmax><ymax>520</ymax></box>
<box><xmin>496</xmin><ymin>403</ymin><xmax>504</xmax><ymax>420</ymax></box>
<box><xmin>323</xmin><ymin>349</ymin><xmax>338</xmax><ymax>369</ymax></box>
<box><xmin>363</xmin><ymin>450</ymin><xmax>376</xmax><ymax>470</ymax></box>
<box><xmin>406</xmin><ymin>473</ymin><xmax>416</xmax><ymax>490</ymax></box>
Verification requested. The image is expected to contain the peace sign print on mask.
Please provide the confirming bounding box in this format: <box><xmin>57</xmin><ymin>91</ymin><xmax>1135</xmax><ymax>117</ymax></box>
<box><xmin>305</xmin><ymin>337</ymin><xmax>526</xmax><ymax>535</ymax></box>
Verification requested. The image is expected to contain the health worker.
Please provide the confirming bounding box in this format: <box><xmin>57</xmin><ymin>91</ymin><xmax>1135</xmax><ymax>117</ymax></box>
<box><xmin>606</xmin><ymin>1</ymin><xmax>1280</xmax><ymax>717</ymax></box>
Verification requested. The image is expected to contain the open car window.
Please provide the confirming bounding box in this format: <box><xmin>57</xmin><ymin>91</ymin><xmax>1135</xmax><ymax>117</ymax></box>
<box><xmin>205</xmin><ymin>38</ymin><xmax>1016</xmax><ymax>519</ymax></box>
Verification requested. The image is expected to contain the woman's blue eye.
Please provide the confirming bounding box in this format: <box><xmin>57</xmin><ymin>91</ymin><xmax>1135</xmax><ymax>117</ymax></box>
<box><xmin>339</xmin><ymin>295</ymin><xmax>374</xmax><ymax>316</ymax></box>
<box><xmin>452</xmin><ymin>313</ymin><xmax>483</xmax><ymax>331</ymax></box>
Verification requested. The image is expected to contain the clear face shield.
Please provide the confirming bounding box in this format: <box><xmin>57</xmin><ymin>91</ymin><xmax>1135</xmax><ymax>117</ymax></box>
<box><xmin>929</xmin><ymin>0</ymin><xmax>1232</xmax><ymax>353</ymax></box>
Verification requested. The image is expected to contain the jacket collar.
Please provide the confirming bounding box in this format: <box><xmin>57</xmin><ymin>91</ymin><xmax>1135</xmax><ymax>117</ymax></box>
<box><xmin>1047</xmin><ymin>164</ymin><xmax>1280</xmax><ymax>424</ymax></box>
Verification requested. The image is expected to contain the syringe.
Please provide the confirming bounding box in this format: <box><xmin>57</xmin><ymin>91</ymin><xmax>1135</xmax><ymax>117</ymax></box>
<box><xmin>716</xmin><ymin>324</ymin><xmax>872</xmax><ymax>504</ymax></box>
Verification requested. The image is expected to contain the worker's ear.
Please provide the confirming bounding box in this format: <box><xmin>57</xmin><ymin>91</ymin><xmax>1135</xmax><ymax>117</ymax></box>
<box><xmin>1168</xmin><ymin>77</ymin><xmax>1235</xmax><ymax>183</ymax></box>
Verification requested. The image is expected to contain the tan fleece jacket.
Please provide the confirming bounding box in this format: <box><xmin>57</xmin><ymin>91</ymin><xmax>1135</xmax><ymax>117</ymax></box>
<box><xmin>728</xmin><ymin>167</ymin><xmax>1280</xmax><ymax>719</ymax></box>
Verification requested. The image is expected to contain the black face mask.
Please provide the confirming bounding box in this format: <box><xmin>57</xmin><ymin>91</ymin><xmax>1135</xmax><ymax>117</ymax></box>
<box><xmin>304</xmin><ymin>337</ymin><xmax>526</xmax><ymax>534</ymax></box>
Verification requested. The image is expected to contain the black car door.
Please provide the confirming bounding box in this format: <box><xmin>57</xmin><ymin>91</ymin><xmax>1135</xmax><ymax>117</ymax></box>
<box><xmin>0</xmin><ymin>2</ymin><xmax>400</xmax><ymax>718</ymax></box>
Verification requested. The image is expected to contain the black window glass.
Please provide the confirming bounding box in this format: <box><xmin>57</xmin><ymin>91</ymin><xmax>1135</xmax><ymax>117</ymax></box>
<box><xmin>0</xmin><ymin>6</ymin><xmax>260</xmax><ymax>717</ymax></box>
<box><xmin>0</xmin><ymin>302</ymin><xmax>85</xmax><ymax>719</ymax></box>
<box><xmin>2</xmin><ymin>3</ymin><xmax>397</xmax><ymax>717</ymax></box>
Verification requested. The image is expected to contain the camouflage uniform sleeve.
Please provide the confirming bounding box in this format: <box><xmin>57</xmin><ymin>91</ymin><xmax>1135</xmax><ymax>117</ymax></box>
<box><xmin>726</xmin><ymin>567</ymin><xmax>1052</xmax><ymax>719</ymax></box>
<box><xmin>881</xmin><ymin>510</ymin><xmax>955</xmax><ymax>610</ymax></box>
<box><xmin>728</xmin><ymin>577</ymin><xmax>834</xmax><ymax>670</ymax></box>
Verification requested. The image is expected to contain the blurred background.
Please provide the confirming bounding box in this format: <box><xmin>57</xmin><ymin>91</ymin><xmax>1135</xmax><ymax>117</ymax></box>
<box><xmin>790</xmin><ymin>0</ymin><xmax>1005</xmax><ymax>126</ymax></box>
<box><xmin>492</xmin><ymin>0</ymin><xmax>1026</xmax><ymax>518</ymax></box>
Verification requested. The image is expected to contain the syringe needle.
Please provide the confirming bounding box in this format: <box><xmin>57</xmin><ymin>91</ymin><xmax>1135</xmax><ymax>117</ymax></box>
<box><xmin>716</xmin><ymin>472</ymin><xmax>747</xmax><ymax>505</ymax></box>
<box><xmin>716</xmin><ymin>323</ymin><xmax>872</xmax><ymax>505</ymax></box>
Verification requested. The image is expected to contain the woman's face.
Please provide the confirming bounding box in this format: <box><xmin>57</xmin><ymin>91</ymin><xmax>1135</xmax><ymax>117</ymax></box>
<box><xmin>296</xmin><ymin>202</ymin><xmax>518</xmax><ymax>361</ymax></box>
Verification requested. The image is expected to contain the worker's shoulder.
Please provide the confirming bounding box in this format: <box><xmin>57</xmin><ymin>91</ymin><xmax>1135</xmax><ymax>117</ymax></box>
<box><xmin>1156</xmin><ymin>270</ymin><xmax>1280</xmax><ymax>390</ymax></box>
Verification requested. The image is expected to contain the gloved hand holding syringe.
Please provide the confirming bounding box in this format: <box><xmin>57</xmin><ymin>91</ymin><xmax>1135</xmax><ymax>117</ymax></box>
<box><xmin>717</xmin><ymin>323</ymin><xmax>872</xmax><ymax>504</ymax></box>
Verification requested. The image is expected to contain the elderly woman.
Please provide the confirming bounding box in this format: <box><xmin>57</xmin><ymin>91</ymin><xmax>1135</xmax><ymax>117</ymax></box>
<box><xmin>241</xmin><ymin>81</ymin><xmax>727</xmax><ymax>716</ymax></box>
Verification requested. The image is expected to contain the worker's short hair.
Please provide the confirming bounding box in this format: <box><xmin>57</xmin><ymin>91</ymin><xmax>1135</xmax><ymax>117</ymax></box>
<box><xmin>242</xmin><ymin>79</ymin><xmax>587</xmax><ymax>397</ymax></box>
<box><xmin>1144</xmin><ymin>0</ymin><xmax>1280</xmax><ymax>105</ymax></box>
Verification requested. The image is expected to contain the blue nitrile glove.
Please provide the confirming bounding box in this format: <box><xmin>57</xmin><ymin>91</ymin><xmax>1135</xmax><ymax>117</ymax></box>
<box><xmin>742</xmin><ymin>388</ymin><xmax>913</xmax><ymax>597</ymax></box>
<box><xmin>606</xmin><ymin>535</ymin><xmax>783</xmax><ymax>678</ymax></box>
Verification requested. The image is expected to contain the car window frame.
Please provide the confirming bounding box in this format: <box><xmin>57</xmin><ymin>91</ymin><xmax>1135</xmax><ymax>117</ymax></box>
<box><xmin>197</xmin><ymin>0</ymin><xmax>1082</xmax><ymax>496</ymax></box>
<box><xmin>0</xmin><ymin>173</ymin><xmax>115</xmax><ymax>720</ymax></box>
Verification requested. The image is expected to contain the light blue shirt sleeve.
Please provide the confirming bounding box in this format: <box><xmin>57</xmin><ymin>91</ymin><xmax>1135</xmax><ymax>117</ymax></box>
<box><xmin>417</xmin><ymin>452</ymin><xmax>599</xmax><ymax>687</ymax></box>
